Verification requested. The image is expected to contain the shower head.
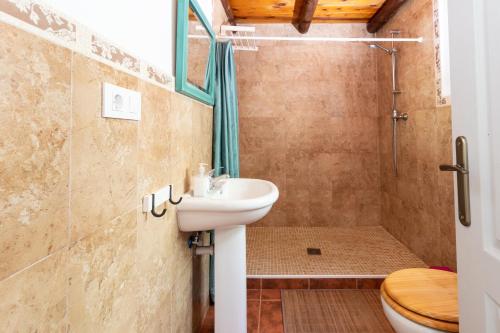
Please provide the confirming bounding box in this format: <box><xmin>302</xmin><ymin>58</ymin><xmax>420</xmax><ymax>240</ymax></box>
<box><xmin>369</xmin><ymin>43</ymin><xmax>394</xmax><ymax>55</ymax></box>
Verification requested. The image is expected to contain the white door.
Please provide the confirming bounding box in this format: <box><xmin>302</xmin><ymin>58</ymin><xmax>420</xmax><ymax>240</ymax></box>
<box><xmin>448</xmin><ymin>0</ymin><xmax>500</xmax><ymax>332</ymax></box>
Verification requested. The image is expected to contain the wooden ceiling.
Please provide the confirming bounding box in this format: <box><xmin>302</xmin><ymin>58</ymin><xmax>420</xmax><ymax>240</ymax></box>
<box><xmin>222</xmin><ymin>0</ymin><xmax>406</xmax><ymax>33</ymax></box>
<box><xmin>229</xmin><ymin>0</ymin><xmax>386</xmax><ymax>23</ymax></box>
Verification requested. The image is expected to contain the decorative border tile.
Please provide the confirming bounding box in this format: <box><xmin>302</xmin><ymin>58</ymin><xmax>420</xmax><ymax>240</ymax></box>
<box><xmin>147</xmin><ymin>64</ymin><xmax>170</xmax><ymax>85</ymax></box>
<box><xmin>0</xmin><ymin>0</ymin><xmax>75</xmax><ymax>43</ymax></box>
<box><xmin>91</xmin><ymin>35</ymin><xmax>140</xmax><ymax>73</ymax></box>
<box><xmin>0</xmin><ymin>0</ymin><xmax>173</xmax><ymax>89</ymax></box>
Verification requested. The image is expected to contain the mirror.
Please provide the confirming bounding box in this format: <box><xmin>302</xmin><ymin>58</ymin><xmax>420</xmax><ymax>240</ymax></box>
<box><xmin>176</xmin><ymin>0</ymin><xmax>215</xmax><ymax>105</ymax></box>
<box><xmin>187</xmin><ymin>7</ymin><xmax>210</xmax><ymax>90</ymax></box>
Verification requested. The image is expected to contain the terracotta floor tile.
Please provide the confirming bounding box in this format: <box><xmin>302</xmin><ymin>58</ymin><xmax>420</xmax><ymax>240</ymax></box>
<box><xmin>261</xmin><ymin>278</ymin><xmax>308</xmax><ymax>289</ymax></box>
<box><xmin>199</xmin><ymin>306</ymin><xmax>214</xmax><ymax>333</ymax></box>
<box><xmin>199</xmin><ymin>323</ymin><xmax>214</xmax><ymax>333</ymax></box>
<box><xmin>247</xmin><ymin>278</ymin><xmax>262</xmax><ymax>289</ymax></box>
<box><xmin>260</xmin><ymin>301</ymin><xmax>284</xmax><ymax>333</ymax></box>
<box><xmin>248</xmin><ymin>289</ymin><xmax>261</xmax><ymax>300</ymax></box>
<box><xmin>309</xmin><ymin>278</ymin><xmax>357</xmax><ymax>289</ymax></box>
<box><xmin>199</xmin><ymin>296</ymin><xmax>285</xmax><ymax>333</ymax></box>
<box><xmin>247</xmin><ymin>300</ymin><xmax>260</xmax><ymax>333</ymax></box>
<box><xmin>357</xmin><ymin>278</ymin><xmax>384</xmax><ymax>289</ymax></box>
<box><xmin>261</xmin><ymin>289</ymin><xmax>282</xmax><ymax>301</ymax></box>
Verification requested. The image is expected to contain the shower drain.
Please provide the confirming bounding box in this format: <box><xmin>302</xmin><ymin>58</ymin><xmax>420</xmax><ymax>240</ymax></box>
<box><xmin>307</xmin><ymin>248</ymin><xmax>322</xmax><ymax>255</ymax></box>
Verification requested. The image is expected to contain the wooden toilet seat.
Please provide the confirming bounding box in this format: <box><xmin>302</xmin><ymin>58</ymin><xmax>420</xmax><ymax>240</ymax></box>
<box><xmin>381</xmin><ymin>268</ymin><xmax>459</xmax><ymax>333</ymax></box>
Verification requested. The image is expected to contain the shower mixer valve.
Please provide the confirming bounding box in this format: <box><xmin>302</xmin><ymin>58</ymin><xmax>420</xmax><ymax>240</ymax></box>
<box><xmin>392</xmin><ymin>110</ymin><xmax>409</xmax><ymax>121</ymax></box>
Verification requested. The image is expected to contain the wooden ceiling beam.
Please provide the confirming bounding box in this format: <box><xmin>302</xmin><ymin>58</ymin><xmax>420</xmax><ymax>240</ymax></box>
<box><xmin>235</xmin><ymin>17</ymin><xmax>369</xmax><ymax>24</ymax></box>
<box><xmin>292</xmin><ymin>0</ymin><xmax>319</xmax><ymax>34</ymax></box>
<box><xmin>367</xmin><ymin>0</ymin><xmax>407</xmax><ymax>33</ymax></box>
<box><xmin>220</xmin><ymin>0</ymin><xmax>236</xmax><ymax>25</ymax></box>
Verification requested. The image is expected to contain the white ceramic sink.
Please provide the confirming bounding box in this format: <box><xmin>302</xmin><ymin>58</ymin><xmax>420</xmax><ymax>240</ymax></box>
<box><xmin>176</xmin><ymin>177</ymin><xmax>279</xmax><ymax>333</ymax></box>
<box><xmin>176</xmin><ymin>178</ymin><xmax>279</xmax><ymax>232</ymax></box>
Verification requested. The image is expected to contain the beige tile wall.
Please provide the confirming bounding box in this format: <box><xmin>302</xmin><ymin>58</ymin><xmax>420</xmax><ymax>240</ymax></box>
<box><xmin>0</xmin><ymin>22</ymin><xmax>213</xmax><ymax>332</ymax></box>
<box><xmin>237</xmin><ymin>24</ymin><xmax>381</xmax><ymax>227</ymax></box>
<box><xmin>376</xmin><ymin>0</ymin><xmax>456</xmax><ymax>269</ymax></box>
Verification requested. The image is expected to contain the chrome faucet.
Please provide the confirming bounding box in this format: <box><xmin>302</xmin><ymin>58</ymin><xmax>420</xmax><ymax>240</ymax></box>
<box><xmin>208</xmin><ymin>169</ymin><xmax>230</xmax><ymax>192</ymax></box>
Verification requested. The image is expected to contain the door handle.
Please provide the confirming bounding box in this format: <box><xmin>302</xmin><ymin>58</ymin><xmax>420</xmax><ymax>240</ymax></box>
<box><xmin>439</xmin><ymin>136</ymin><xmax>471</xmax><ymax>227</ymax></box>
<box><xmin>439</xmin><ymin>164</ymin><xmax>468</xmax><ymax>174</ymax></box>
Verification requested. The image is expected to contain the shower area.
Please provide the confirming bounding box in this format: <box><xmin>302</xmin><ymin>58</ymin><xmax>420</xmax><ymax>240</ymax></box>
<box><xmin>237</xmin><ymin>0</ymin><xmax>456</xmax><ymax>281</ymax></box>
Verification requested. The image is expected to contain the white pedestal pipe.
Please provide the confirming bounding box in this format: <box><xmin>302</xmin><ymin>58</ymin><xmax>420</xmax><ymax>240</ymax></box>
<box><xmin>214</xmin><ymin>225</ymin><xmax>247</xmax><ymax>333</ymax></box>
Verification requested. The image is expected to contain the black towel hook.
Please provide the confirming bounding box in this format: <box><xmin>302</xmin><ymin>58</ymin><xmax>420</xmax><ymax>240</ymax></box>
<box><xmin>169</xmin><ymin>185</ymin><xmax>183</xmax><ymax>205</ymax></box>
<box><xmin>150</xmin><ymin>193</ymin><xmax>167</xmax><ymax>217</ymax></box>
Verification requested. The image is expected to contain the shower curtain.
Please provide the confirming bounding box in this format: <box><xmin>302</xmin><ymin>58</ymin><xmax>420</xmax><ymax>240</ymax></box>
<box><xmin>212</xmin><ymin>42</ymin><xmax>240</xmax><ymax>178</ymax></box>
<box><xmin>210</xmin><ymin>41</ymin><xmax>240</xmax><ymax>302</ymax></box>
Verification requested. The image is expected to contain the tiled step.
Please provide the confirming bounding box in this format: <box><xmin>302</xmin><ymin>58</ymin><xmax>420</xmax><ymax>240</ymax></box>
<box><xmin>247</xmin><ymin>277</ymin><xmax>384</xmax><ymax>290</ymax></box>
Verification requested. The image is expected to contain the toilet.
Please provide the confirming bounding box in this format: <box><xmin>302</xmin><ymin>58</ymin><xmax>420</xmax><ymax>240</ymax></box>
<box><xmin>380</xmin><ymin>268</ymin><xmax>459</xmax><ymax>333</ymax></box>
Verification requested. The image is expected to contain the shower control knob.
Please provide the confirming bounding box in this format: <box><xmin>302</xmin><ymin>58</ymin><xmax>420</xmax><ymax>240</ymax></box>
<box><xmin>392</xmin><ymin>111</ymin><xmax>409</xmax><ymax>121</ymax></box>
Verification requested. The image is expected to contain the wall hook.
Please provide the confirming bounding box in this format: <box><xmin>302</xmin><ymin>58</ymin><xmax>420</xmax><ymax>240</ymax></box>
<box><xmin>169</xmin><ymin>185</ymin><xmax>183</xmax><ymax>205</ymax></box>
<box><xmin>150</xmin><ymin>193</ymin><xmax>167</xmax><ymax>217</ymax></box>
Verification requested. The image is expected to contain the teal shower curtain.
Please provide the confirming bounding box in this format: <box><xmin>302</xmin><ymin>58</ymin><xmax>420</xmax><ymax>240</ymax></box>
<box><xmin>210</xmin><ymin>41</ymin><xmax>240</xmax><ymax>302</ymax></box>
<box><xmin>212</xmin><ymin>42</ymin><xmax>240</xmax><ymax>178</ymax></box>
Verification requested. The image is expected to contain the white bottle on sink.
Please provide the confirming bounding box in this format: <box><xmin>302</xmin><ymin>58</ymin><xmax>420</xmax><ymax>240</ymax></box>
<box><xmin>192</xmin><ymin>163</ymin><xmax>210</xmax><ymax>197</ymax></box>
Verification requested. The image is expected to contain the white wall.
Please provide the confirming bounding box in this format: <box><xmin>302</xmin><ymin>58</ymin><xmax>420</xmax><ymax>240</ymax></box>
<box><xmin>198</xmin><ymin>0</ymin><xmax>213</xmax><ymax>25</ymax></box>
<box><xmin>43</xmin><ymin>0</ymin><xmax>214</xmax><ymax>77</ymax></box>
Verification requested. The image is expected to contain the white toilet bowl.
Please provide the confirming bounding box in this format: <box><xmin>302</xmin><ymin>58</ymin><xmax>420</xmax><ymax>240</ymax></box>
<box><xmin>381</xmin><ymin>296</ymin><xmax>450</xmax><ymax>333</ymax></box>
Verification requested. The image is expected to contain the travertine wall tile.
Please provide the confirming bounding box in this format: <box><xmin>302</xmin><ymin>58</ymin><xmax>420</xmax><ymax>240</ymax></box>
<box><xmin>377</xmin><ymin>0</ymin><xmax>456</xmax><ymax>269</ymax></box>
<box><xmin>1</xmin><ymin>22</ymin><xmax>212</xmax><ymax>332</ymax></box>
<box><xmin>170</xmin><ymin>93</ymin><xmax>195</xmax><ymax>193</ymax></box>
<box><xmin>237</xmin><ymin>23</ymin><xmax>381</xmax><ymax>227</ymax></box>
<box><xmin>168</xmin><ymin>94</ymin><xmax>198</xmax><ymax>275</ymax></box>
<box><xmin>0</xmin><ymin>251</ymin><xmax>68</xmax><ymax>332</ymax></box>
<box><xmin>137</xmin><ymin>81</ymin><xmax>172</xmax><ymax>200</ymax></box>
<box><xmin>136</xmin><ymin>211</ymin><xmax>175</xmax><ymax>331</ymax></box>
<box><xmin>138</xmin><ymin>290</ymin><xmax>172</xmax><ymax>333</ymax></box>
<box><xmin>68</xmin><ymin>209</ymin><xmax>138</xmax><ymax>332</ymax></box>
<box><xmin>191</xmin><ymin>103</ymin><xmax>213</xmax><ymax>332</ymax></box>
<box><xmin>0</xmin><ymin>22</ymin><xmax>71</xmax><ymax>280</ymax></box>
<box><xmin>135</xmin><ymin>81</ymin><xmax>176</xmax><ymax>330</ymax></box>
<box><xmin>70</xmin><ymin>54</ymin><xmax>139</xmax><ymax>243</ymax></box>
<box><xmin>172</xmin><ymin>260</ymin><xmax>194</xmax><ymax>333</ymax></box>
<box><xmin>192</xmin><ymin>101</ymin><xmax>214</xmax><ymax>172</ymax></box>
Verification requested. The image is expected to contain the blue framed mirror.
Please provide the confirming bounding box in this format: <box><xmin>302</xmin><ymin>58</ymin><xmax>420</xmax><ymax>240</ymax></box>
<box><xmin>176</xmin><ymin>0</ymin><xmax>215</xmax><ymax>105</ymax></box>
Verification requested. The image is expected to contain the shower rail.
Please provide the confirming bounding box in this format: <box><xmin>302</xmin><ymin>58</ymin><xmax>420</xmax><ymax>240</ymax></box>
<box><xmin>369</xmin><ymin>31</ymin><xmax>409</xmax><ymax>176</ymax></box>
<box><xmin>189</xmin><ymin>34</ymin><xmax>424</xmax><ymax>43</ymax></box>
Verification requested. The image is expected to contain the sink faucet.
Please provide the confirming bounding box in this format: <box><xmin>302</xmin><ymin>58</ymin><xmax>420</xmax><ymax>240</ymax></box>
<box><xmin>208</xmin><ymin>169</ymin><xmax>230</xmax><ymax>192</ymax></box>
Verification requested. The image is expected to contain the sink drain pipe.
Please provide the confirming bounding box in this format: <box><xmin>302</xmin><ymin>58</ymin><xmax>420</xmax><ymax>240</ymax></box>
<box><xmin>209</xmin><ymin>230</ymin><xmax>215</xmax><ymax>304</ymax></box>
<box><xmin>188</xmin><ymin>233</ymin><xmax>214</xmax><ymax>255</ymax></box>
<box><xmin>195</xmin><ymin>245</ymin><xmax>214</xmax><ymax>256</ymax></box>
<box><xmin>189</xmin><ymin>232</ymin><xmax>215</xmax><ymax>303</ymax></box>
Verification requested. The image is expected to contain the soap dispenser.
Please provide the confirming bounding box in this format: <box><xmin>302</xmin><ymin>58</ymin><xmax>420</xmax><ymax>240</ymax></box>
<box><xmin>193</xmin><ymin>163</ymin><xmax>210</xmax><ymax>197</ymax></box>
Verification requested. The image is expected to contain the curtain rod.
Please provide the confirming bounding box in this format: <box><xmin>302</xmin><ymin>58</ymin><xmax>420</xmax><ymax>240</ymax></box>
<box><xmin>188</xmin><ymin>35</ymin><xmax>424</xmax><ymax>43</ymax></box>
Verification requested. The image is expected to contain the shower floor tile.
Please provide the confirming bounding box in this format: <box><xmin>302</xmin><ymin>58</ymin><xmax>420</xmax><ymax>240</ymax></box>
<box><xmin>246</xmin><ymin>226</ymin><xmax>426</xmax><ymax>277</ymax></box>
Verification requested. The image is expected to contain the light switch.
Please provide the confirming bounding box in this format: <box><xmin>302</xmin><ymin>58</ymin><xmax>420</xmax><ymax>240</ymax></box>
<box><xmin>102</xmin><ymin>83</ymin><xmax>141</xmax><ymax>120</ymax></box>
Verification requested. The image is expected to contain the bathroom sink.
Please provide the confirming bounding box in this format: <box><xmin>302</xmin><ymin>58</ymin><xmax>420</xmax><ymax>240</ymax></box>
<box><xmin>176</xmin><ymin>178</ymin><xmax>279</xmax><ymax>231</ymax></box>
<box><xmin>176</xmin><ymin>178</ymin><xmax>279</xmax><ymax>332</ymax></box>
